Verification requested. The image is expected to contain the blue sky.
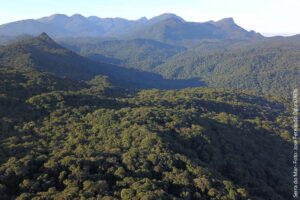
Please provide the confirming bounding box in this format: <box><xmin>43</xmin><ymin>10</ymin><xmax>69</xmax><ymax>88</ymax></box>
<box><xmin>0</xmin><ymin>0</ymin><xmax>299</xmax><ymax>36</ymax></box>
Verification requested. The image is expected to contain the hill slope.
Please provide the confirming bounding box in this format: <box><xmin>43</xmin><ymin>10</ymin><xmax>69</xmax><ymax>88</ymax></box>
<box><xmin>127</xmin><ymin>17</ymin><xmax>262</xmax><ymax>42</ymax></box>
<box><xmin>0</xmin><ymin>64</ymin><xmax>294</xmax><ymax>199</ymax></box>
<box><xmin>0</xmin><ymin>34</ymin><xmax>32</xmax><ymax>45</ymax></box>
<box><xmin>0</xmin><ymin>33</ymin><xmax>98</xmax><ymax>80</ymax></box>
<box><xmin>59</xmin><ymin>36</ymin><xmax>299</xmax><ymax>96</ymax></box>
<box><xmin>60</xmin><ymin>38</ymin><xmax>186</xmax><ymax>71</ymax></box>
<box><xmin>153</xmin><ymin>37</ymin><xmax>300</xmax><ymax>95</ymax></box>
<box><xmin>0</xmin><ymin>33</ymin><xmax>204</xmax><ymax>89</ymax></box>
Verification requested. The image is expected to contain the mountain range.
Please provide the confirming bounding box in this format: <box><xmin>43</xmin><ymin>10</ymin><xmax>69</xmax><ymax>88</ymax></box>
<box><xmin>0</xmin><ymin>33</ymin><xmax>205</xmax><ymax>89</ymax></box>
<box><xmin>57</xmin><ymin>34</ymin><xmax>299</xmax><ymax>96</ymax></box>
<box><xmin>0</xmin><ymin>13</ymin><xmax>298</xmax><ymax>96</ymax></box>
<box><xmin>0</xmin><ymin>13</ymin><xmax>297</xmax><ymax>199</ymax></box>
<box><xmin>0</xmin><ymin>13</ymin><xmax>262</xmax><ymax>41</ymax></box>
<box><xmin>0</xmin><ymin>32</ymin><xmax>294</xmax><ymax>200</ymax></box>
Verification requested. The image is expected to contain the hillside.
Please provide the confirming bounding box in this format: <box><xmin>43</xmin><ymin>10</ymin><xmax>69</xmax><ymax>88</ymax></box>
<box><xmin>0</xmin><ymin>34</ymin><xmax>32</xmax><ymax>45</ymax></box>
<box><xmin>60</xmin><ymin>38</ymin><xmax>186</xmax><ymax>71</ymax></box>
<box><xmin>0</xmin><ymin>33</ymin><xmax>204</xmax><ymax>89</ymax></box>
<box><xmin>127</xmin><ymin>17</ymin><xmax>262</xmax><ymax>42</ymax></box>
<box><xmin>0</xmin><ymin>20</ymin><xmax>295</xmax><ymax>200</ymax></box>
<box><xmin>154</xmin><ymin>37</ymin><xmax>300</xmax><ymax>95</ymax></box>
<box><xmin>61</xmin><ymin>36</ymin><xmax>299</xmax><ymax>96</ymax></box>
<box><xmin>0</xmin><ymin>33</ymin><xmax>97</xmax><ymax>80</ymax></box>
<box><xmin>0</xmin><ymin>61</ymin><xmax>294</xmax><ymax>199</ymax></box>
<box><xmin>0</xmin><ymin>5</ymin><xmax>298</xmax><ymax>200</ymax></box>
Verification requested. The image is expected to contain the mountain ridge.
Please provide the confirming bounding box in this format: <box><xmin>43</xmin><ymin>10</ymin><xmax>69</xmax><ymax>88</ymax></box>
<box><xmin>0</xmin><ymin>33</ymin><xmax>205</xmax><ymax>89</ymax></box>
<box><xmin>0</xmin><ymin>13</ymin><xmax>263</xmax><ymax>41</ymax></box>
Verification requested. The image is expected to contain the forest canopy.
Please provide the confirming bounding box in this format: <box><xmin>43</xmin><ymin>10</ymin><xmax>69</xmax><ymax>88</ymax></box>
<box><xmin>0</xmin><ymin>33</ymin><xmax>296</xmax><ymax>200</ymax></box>
<box><xmin>0</xmin><ymin>64</ymin><xmax>294</xmax><ymax>199</ymax></box>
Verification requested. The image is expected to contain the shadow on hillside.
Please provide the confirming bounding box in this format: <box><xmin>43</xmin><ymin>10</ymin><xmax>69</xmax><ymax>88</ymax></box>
<box><xmin>49</xmin><ymin>40</ymin><xmax>206</xmax><ymax>89</ymax></box>
<box><xmin>156</xmin><ymin>117</ymin><xmax>292</xmax><ymax>200</ymax></box>
<box><xmin>134</xmin><ymin>97</ymin><xmax>286</xmax><ymax>122</ymax></box>
<box><xmin>92</xmin><ymin>61</ymin><xmax>206</xmax><ymax>90</ymax></box>
<box><xmin>87</xmin><ymin>53</ymin><xmax>123</xmax><ymax>65</ymax></box>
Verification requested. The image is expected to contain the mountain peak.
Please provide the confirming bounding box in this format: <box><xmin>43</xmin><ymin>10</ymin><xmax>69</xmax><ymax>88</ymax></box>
<box><xmin>38</xmin><ymin>14</ymin><xmax>69</xmax><ymax>23</ymax></box>
<box><xmin>137</xmin><ymin>16</ymin><xmax>147</xmax><ymax>22</ymax></box>
<box><xmin>150</xmin><ymin>13</ymin><xmax>185</xmax><ymax>23</ymax></box>
<box><xmin>38</xmin><ymin>32</ymin><xmax>52</xmax><ymax>40</ymax></box>
<box><xmin>32</xmin><ymin>32</ymin><xmax>58</xmax><ymax>45</ymax></box>
<box><xmin>49</xmin><ymin>14</ymin><xmax>68</xmax><ymax>20</ymax></box>
<box><xmin>220</xmin><ymin>17</ymin><xmax>234</xmax><ymax>22</ymax></box>
<box><xmin>88</xmin><ymin>16</ymin><xmax>101</xmax><ymax>22</ymax></box>
<box><xmin>216</xmin><ymin>17</ymin><xmax>235</xmax><ymax>25</ymax></box>
<box><xmin>71</xmin><ymin>14</ymin><xmax>85</xmax><ymax>19</ymax></box>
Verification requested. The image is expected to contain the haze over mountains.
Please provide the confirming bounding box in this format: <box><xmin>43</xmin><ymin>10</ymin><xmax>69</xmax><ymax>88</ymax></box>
<box><xmin>0</xmin><ymin>33</ymin><xmax>205</xmax><ymax>89</ymax></box>
<box><xmin>0</xmin><ymin>11</ymin><xmax>298</xmax><ymax>96</ymax></box>
<box><xmin>0</xmin><ymin>12</ymin><xmax>298</xmax><ymax>199</ymax></box>
<box><xmin>0</xmin><ymin>13</ymin><xmax>262</xmax><ymax>41</ymax></box>
<box><xmin>0</xmin><ymin>13</ymin><xmax>299</xmax><ymax>96</ymax></box>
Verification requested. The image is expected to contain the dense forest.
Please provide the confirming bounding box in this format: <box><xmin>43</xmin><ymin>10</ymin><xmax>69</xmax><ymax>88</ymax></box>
<box><xmin>60</xmin><ymin>37</ymin><xmax>300</xmax><ymax>96</ymax></box>
<box><xmin>0</xmin><ymin>63</ymin><xmax>294</xmax><ymax>199</ymax></box>
<box><xmin>0</xmin><ymin>33</ymin><xmax>297</xmax><ymax>199</ymax></box>
<box><xmin>0</xmin><ymin>33</ymin><xmax>206</xmax><ymax>90</ymax></box>
<box><xmin>60</xmin><ymin>38</ymin><xmax>186</xmax><ymax>71</ymax></box>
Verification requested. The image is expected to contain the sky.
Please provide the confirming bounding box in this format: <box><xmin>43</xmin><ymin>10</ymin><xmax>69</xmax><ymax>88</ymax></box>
<box><xmin>0</xmin><ymin>0</ymin><xmax>299</xmax><ymax>36</ymax></box>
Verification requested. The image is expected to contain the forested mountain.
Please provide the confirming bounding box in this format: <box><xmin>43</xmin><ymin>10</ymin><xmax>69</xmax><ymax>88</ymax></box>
<box><xmin>60</xmin><ymin>38</ymin><xmax>186</xmax><ymax>71</ymax></box>
<box><xmin>0</xmin><ymin>13</ymin><xmax>261</xmax><ymax>41</ymax></box>
<box><xmin>0</xmin><ymin>33</ymin><xmax>97</xmax><ymax>80</ymax></box>
<box><xmin>0</xmin><ymin>14</ymin><xmax>294</xmax><ymax>96</ymax></box>
<box><xmin>59</xmin><ymin>35</ymin><xmax>299</xmax><ymax>96</ymax></box>
<box><xmin>126</xmin><ymin>17</ymin><xmax>262</xmax><ymax>42</ymax></box>
<box><xmin>0</xmin><ymin>59</ymin><xmax>294</xmax><ymax>199</ymax></box>
<box><xmin>0</xmin><ymin>34</ymin><xmax>32</xmax><ymax>45</ymax></box>
<box><xmin>0</xmin><ymin>33</ymin><xmax>204</xmax><ymax>89</ymax></box>
<box><xmin>153</xmin><ymin>37</ymin><xmax>300</xmax><ymax>95</ymax></box>
<box><xmin>0</xmin><ymin>15</ymin><xmax>297</xmax><ymax>200</ymax></box>
<box><xmin>209</xmin><ymin>18</ymin><xmax>261</xmax><ymax>39</ymax></box>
